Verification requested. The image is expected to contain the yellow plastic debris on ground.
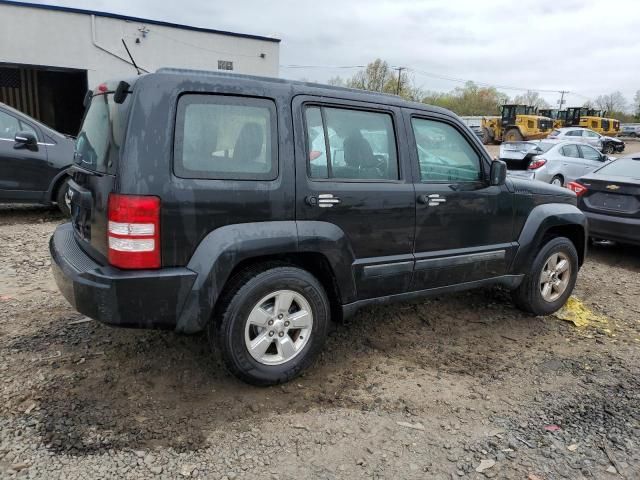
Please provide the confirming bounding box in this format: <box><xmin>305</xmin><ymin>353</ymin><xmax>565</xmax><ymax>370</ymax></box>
<box><xmin>553</xmin><ymin>296</ymin><xmax>611</xmax><ymax>333</ymax></box>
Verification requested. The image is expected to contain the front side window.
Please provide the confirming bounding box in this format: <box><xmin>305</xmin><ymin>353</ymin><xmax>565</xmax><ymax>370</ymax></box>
<box><xmin>579</xmin><ymin>145</ymin><xmax>601</xmax><ymax>161</ymax></box>
<box><xmin>566</xmin><ymin>130</ymin><xmax>582</xmax><ymax>137</ymax></box>
<box><xmin>0</xmin><ymin>110</ymin><xmax>20</xmax><ymax>139</ymax></box>
<box><xmin>584</xmin><ymin>130</ymin><xmax>599</xmax><ymax>138</ymax></box>
<box><xmin>411</xmin><ymin>118</ymin><xmax>482</xmax><ymax>183</ymax></box>
<box><xmin>304</xmin><ymin>106</ymin><xmax>398</xmax><ymax>181</ymax></box>
<box><xmin>561</xmin><ymin>144</ymin><xmax>580</xmax><ymax>158</ymax></box>
<box><xmin>174</xmin><ymin>95</ymin><xmax>277</xmax><ymax>180</ymax></box>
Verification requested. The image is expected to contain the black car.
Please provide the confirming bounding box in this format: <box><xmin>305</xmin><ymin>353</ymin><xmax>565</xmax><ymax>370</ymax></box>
<box><xmin>0</xmin><ymin>103</ymin><xmax>74</xmax><ymax>214</ymax></box>
<box><xmin>50</xmin><ymin>70</ymin><xmax>587</xmax><ymax>385</ymax></box>
<box><xmin>568</xmin><ymin>154</ymin><xmax>640</xmax><ymax>245</ymax></box>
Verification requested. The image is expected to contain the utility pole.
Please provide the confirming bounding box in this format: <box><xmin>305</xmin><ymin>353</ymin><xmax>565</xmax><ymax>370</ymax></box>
<box><xmin>395</xmin><ymin>67</ymin><xmax>405</xmax><ymax>96</ymax></box>
<box><xmin>558</xmin><ymin>90</ymin><xmax>569</xmax><ymax>110</ymax></box>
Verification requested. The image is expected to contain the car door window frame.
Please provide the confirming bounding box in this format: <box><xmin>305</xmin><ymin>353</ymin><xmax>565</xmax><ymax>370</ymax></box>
<box><xmin>561</xmin><ymin>143</ymin><xmax>581</xmax><ymax>158</ymax></box>
<box><xmin>302</xmin><ymin>101</ymin><xmax>405</xmax><ymax>184</ymax></box>
<box><xmin>406</xmin><ymin>112</ymin><xmax>488</xmax><ymax>184</ymax></box>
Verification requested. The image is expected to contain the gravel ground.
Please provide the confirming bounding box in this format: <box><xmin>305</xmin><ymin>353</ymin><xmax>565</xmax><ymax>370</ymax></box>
<box><xmin>0</xmin><ymin>205</ymin><xmax>639</xmax><ymax>480</ymax></box>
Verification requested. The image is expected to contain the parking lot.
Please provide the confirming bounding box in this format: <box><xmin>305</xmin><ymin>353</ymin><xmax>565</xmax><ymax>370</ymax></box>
<box><xmin>0</xmin><ymin>202</ymin><xmax>638</xmax><ymax>479</ymax></box>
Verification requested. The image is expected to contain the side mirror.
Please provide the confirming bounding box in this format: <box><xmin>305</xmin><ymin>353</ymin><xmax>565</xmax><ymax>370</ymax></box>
<box><xmin>14</xmin><ymin>131</ymin><xmax>38</xmax><ymax>150</ymax></box>
<box><xmin>490</xmin><ymin>159</ymin><xmax>507</xmax><ymax>186</ymax></box>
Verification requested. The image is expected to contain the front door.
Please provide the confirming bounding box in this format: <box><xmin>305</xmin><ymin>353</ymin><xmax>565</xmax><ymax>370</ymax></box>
<box><xmin>404</xmin><ymin>110</ymin><xmax>515</xmax><ymax>290</ymax></box>
<box><xmin>293</xmin><ymin>96</ymin><xmax>416</xmax><ymax>301</ymax></box>
<box><xmin>0</xmin><ymin>109</ymin><xmax>48</xmax><ymax>201</ymax></box>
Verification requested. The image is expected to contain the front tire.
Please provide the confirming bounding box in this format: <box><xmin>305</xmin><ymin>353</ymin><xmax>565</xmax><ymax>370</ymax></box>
<box><xmin>512</xmin><ymin>237</ymin><xmax>579</xmax><ymax>316</ymax></box>
<box><xmin>211</xmin><ymin>265</ymin><xmax>330</xmax><ymax>386</ymax></box>
<box><xmin>602</xmin><ymin>143</ymin><xmax>614</xmax><ymax>154</ymax></box>
<box><xmin>504</xmin><ymin>128</ymin><xmax>523</xmax><ymax>142</ymax></box>
<box><xmin>55</xmin><ymin>178</ymin><xmax>71</xmax><ymax>217</ymax></box>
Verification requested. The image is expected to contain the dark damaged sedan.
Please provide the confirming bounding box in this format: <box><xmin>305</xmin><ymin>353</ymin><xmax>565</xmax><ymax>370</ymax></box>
<box><xmin>568</xmin><ymin>154</ymin><xmax>640</xmax><ymax>245</ymax></box>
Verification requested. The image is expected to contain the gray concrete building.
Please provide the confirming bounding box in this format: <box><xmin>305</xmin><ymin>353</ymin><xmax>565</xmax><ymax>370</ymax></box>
<box><xmin>0</xmin><ymin>1</ymin><xmax>280</xmax><ymax>133</ymax></box>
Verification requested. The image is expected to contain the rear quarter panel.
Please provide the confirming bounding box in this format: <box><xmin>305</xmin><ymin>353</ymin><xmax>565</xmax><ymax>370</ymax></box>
<box><xmin>118</xmin><ymin>74</ymin><xmax>296</xmax><ymax>267</ymax></box>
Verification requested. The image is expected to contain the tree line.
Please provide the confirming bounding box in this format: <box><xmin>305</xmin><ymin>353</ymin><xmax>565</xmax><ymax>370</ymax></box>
<box><xmin>327</xmin><ymin>59</ymin><xmax>640</xmax><ymax>122</ymax></box>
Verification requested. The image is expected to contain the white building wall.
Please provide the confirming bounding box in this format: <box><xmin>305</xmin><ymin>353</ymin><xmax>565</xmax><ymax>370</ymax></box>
<box><xmin>0</xmin><ymin>3</ymin><xmax>280</xmax><ymax>87</ymax></box>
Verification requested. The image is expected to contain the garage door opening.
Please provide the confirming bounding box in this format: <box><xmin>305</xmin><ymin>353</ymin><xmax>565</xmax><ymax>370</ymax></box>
<box><xmin>0</xmin><ymin>64</ymin><xmax>87</xmax><ymax>135</ymax></box>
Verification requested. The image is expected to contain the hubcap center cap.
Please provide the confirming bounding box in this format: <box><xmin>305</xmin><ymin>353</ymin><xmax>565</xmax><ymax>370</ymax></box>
<box><xmin>273</xmin><ymin>318</ymin><xmax>286</xmax><ymax>333</ymax></box>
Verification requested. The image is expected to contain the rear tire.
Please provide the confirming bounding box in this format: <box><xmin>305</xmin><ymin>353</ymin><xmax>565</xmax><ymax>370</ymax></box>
<box><xmin>55</xmin><ymin>178</ymin><xmax>70</xmax><ymax>217</ymax></box>
<box><xmin>512</xmin><ymin>236</ymin><xmax>578</xmax><ymax>316</ymax></box>
<box><xmin>550</xmin><ymin>175</ymin><xmax>564</xmax><ymax>187</ymax></box>
<box><xmin>504</xmin><ymin>128</ymin><xmax>523</xmax><ymax>142</ymax></box>
<box><xmin>211</xmin><ymin>265</ymin><xmax>330</xmax><ymax>386</ymax></box>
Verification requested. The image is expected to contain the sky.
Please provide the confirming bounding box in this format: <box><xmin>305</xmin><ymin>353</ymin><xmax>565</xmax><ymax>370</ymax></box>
<box><xmin>24</xmin><ymin>0</ymin><xmax>640</xmax><ymax>109</ymax></box>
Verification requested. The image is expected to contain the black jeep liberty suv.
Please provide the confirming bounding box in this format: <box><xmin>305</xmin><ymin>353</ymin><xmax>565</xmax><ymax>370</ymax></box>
<box><xmin>50</xmin><ymin>70</ymin><xmax>587</xmax><ymax>385</ymax></box>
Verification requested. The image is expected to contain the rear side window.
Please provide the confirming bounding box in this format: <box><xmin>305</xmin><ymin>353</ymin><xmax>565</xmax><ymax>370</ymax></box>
<box><xmin>561</xmin><ymin>144</ymin><xmax>580</xmax><ymax>158</ymax></box>
<box><xmin>75</xmin><ymin>93</ymin><xmax>128</xmax><ymax>175</ymax></box>
<box><xmin>174</xmin><ymin>95</ymin><xmax>277</xmax><ymax>180</ymax></box>
<box><xmin>304</xmin><ymin>106</ymin><xmax>398</xmax><ymax>181</ymax></box>
<box><xmin>566</xmin><ymin>130</ymin><xmax>582</xmax><ymax>137</ymax></box>
<box><xmin>411</xmin><ymin>118</ymin><xmax>482</xmax><ymax>183</ymax></box>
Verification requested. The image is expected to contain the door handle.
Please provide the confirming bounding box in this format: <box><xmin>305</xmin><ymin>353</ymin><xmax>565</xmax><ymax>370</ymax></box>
<box><xmin>418</xmin><ymin>194</ymin><xmax>446</xmax><ymax>206</ymax></box>
<box><xmin>306</xmin><ymin>193</ymin><xmax>341</xmax><ymax>208</ymax></box>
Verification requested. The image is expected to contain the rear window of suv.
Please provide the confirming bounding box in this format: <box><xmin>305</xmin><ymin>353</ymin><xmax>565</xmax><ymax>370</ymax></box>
<box><xmin>75</xmin><ymin>92</ymin><xmax>128</xmax><ymax>175</ymax></box>
<box><xmin>174</xmin><ymin>95</ymin><xmax>277</xmax><ymax>181</ymax></box>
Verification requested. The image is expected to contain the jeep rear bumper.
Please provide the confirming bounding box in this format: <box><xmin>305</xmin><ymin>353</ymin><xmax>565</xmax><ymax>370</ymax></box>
<box><xmin>50</xmin><ymin>223</ymin><xmax>197</xmax><ymax>329</ymax></box>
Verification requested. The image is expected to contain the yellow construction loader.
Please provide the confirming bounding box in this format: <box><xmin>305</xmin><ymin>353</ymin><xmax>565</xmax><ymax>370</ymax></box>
<box><xmin>565</xmin><ymin>107</ymin><xmax>620</xmax><ymax>135</ymax></box>
<box><xmin>480</xmin><ymin>105</ymin><xmax>554</xmax><ymax>144</ymax></box>
<box><xmin>538</xmin><ymin>109</ymin><xmax>566</xmax><ymax>130</ymax></box>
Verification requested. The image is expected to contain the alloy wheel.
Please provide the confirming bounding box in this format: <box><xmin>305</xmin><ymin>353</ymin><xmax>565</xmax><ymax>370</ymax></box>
<box><xmin>539</xmin><ymin>252</ymin><xmax>571</xmax><ymax>302</ymax></box>
<box><xmin>244</xmin><ymin>290</ymin><xmax>313</xmax><ymax>365</ymax></box>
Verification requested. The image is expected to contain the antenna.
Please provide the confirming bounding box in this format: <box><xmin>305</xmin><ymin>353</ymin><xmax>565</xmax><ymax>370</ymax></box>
<box><xmin>121</xmin><ymin>39</ymin><xmax>142</xmax><ymax>75</ymax></box>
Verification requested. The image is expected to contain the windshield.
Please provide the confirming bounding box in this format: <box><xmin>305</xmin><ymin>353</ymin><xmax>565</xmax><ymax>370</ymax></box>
<box><xmin>74</xmin><ymin>93</ymin><xmax>129</xmax><ymax>174</ymax></box>
<box><xmin>596</xmin><ymin>158</ymin><xmax>640</xmax><ymax>178</ymax></box>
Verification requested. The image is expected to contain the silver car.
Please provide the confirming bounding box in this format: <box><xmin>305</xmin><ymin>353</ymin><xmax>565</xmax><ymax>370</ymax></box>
<box><xmin>547</xmin><ymin>127</ymin><xmax>625</xmax><ymax>154</ymax></box>
<box><xmin>501</xmin><ymin>140</ymin><xmax>612</xmax><ymax>186</ymax></box>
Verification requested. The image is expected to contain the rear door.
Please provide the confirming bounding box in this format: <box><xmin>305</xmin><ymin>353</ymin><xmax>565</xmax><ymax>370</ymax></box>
<box><xmin>405</xmin><ymin>109</ymin><xmax>515</xmax><ymax>289</ymax></box>
<box><xmin>293</xmin><ymin>96</ymin><xmax>416</xmax><ymax>300</ymax></box>
<box><xmin>0</xmin><ymin>108</ymin><xmax>49</xmax><ymax>200</ymax></box>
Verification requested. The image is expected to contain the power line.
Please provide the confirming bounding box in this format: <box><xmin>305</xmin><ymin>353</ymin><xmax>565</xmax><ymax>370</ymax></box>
<box><xmin>407</xmin><ymin>67</ymin><xmax>564</xmax><ymax>94</ymax></box>
<box><xmin>279</xmin><ymin>62</ymin><xmax>576</xmax><ymax>97</ymax></box>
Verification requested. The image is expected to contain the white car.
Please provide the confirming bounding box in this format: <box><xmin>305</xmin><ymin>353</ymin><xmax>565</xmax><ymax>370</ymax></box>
<box><xmin>501</xmin><ymin>140</ymin><xmax>613</xmax><ymax>186</ymax></box>
<box><xmin>547</xmin><ymin>127</ymin><xmax>625</xmax><ymax>154</ymax></box>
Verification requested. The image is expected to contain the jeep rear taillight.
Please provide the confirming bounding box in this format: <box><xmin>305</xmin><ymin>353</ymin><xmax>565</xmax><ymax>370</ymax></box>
<box><xmin>107</xmin><ymin>194</ymin><xmax>160</xmax><ymax>269</ymax></box>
